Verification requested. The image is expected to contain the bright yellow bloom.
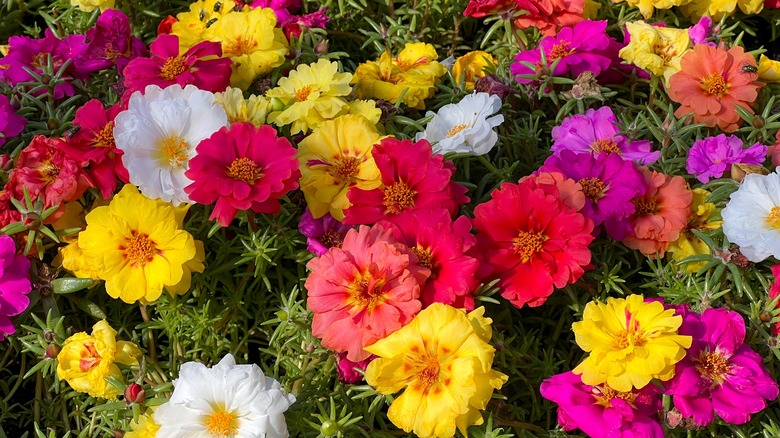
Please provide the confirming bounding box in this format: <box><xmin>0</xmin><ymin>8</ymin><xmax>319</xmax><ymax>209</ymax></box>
<box><xmin>758</xmin><ymin>55</ymin><xmax>780</xmax><ymax>82</ymax></box>
<box><xmin>267</xmin><ymin>59</ymin><xmax>353</xmax><ymax>134</ymax></box>
<box><xmin>56</xmin><ymin>320</ymin><xmax>141</xmax><ymax>400</ymax></box>
<box><xmin>572</xmin><ymin>295</ymin><xmax>691</xmax><ymax>392</ymax></box>
<box><xmin>60</xmin><ymin>240</ymin><xmax>100</xmax><ymax>280</ymax></box>
<box><xmin>619</xmin><ymin>22</ymin><xmax>691</xmax><ymax>85</ymax></box>
<box><xmin>215</xmin><ymin>86</ymin><xmax>270</xmax><ymax>125</ymax></box>
<box><xmin>298</xmin><ymin>115</ymin><xmax>384</xmax><ymax>220</ymax></box>
<box><xmin>126</xmin><ymin>410</ymin><xmax>160</xmax><ymax>438</ymax></box>
<box><xmin>668</xmin><ymin>188</ymin><xmax>722</xmax><ymax>272</ymax></box>
<box><xmin>70</xmin><ymin>0</ymin><xmax>115</xmax><ymax>12</ymax></box>
<box><xmin>344</xmin><ymin>100</ymin><xmax>382</xmax><ymax>125</ymax></box>
<box><xmin>352</xmin><ymin>43</ymin><xmax>446</xmax><ymax>110</ymax></box>
<box><xmin>365</xmin><ymin>304</ymin><xmax>508</xmax><ymax>438</ymax></box>
<box><xmin>614</xmin><ymin>0</ymin><xmax>691</xmax><ymax>18</ymax></box>
<box><xmin>171</xmin><ymin>0</ymin><xmax>237</xmax><ymax>50</ymax></box>
<box><xmin>681</xmin><ymin>0</ymin><xmax>762</xmax><ymax>19</ymax></box>
<box><xmin>72</xmin><ymin>184</ymin><xmax>204</xmax><ymax>304</ymax></box>
<box><xmin>452</xmin><ymin>51</ymin><xmax>497</xmax><ymax>90</ymax></box>
<box><xmin>203</xmin><ymin>7</ymin><xmax>289</xmax><ymax>89</ymax></box>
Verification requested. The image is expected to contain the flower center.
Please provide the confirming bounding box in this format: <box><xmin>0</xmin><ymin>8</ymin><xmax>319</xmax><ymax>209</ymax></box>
<box><xmin>548</xmin><ymin>40</ymin><xmax>574</xmax><ymax>61</ymax></box>
<box><xmin>578</xmin><ymin>177</ymin><xmax>606</xmax><ymax>201</ymax></box>
<box><xmin>411</xmin><ymin>246</ymin><xmax>434</xmax><ymax>269</ymax></box>
<box><xmin>121</xmin><ymin>231</ymin><xmax>159</xmax><ymax>267</ymax></box>
<box><xmin>92</xmin><ymin>122</ymin><xmax>116</xmax><ymax>149</ymax></box>
<box><xmin>653</xmin><ymin>42</ymin><xmax>677</xmax><ymax>64</ymax></box>
<box><xmin>513</xmin><ymin>230</ymin><xmax>546</xmax><ymax>263</ymax></box>
<box><xmin>295</xmin><ymin>85</ymin><xmax>313</xmax><ymax>102</ymax></box>
<box><xmin>696</xmin><ymin>350</ymin><xmax>730</xmax><ymax>384</ymax></box>
<box><xmin>104</xmin><ymin>43</ymin><xmax>122</xmax><ymax>61</ymax></box>
<box><xmin>447</xmin><ymin>124</ymin><xmax>468</xmax><ymax>138</ymax></box>
<box><xmin>31</xmin><ymin>52</ymin><xmax>48</xmax><ymax>70</ymax></box>
<box><xmin>701</xmin><ymin>72</ymin><xmax>728</xmax><ymax>97</ymax></box>
<box><xmin>416</xmin><ymin>354</ymin><xmax>440</xmax><ymax>388</ymax></box>
<box><xmin>320</xmin><ymin>230</ymin><xmax>343</xmax><ymax>249</ymax></box>
<box><xmin>226</xmin><ymin>157</ymin><xmax>263</xmax><ymax>184</ymax></box>
<box><xmin>382</xmin><ymin>181</ymin><xmax>416</xmax><ymax>215</ymax></box>
<box><xmin>204</xmin><ymin>409</ymin><xmax>239</xmax><ymax>438</ymax></box>
<box><xmin>593</xmin><ymin>385</ymin><xmax>636</xmax><ymax>408</ymax></box>
<box><xmin>396</xmin><ymin>56</ymin><xmax>427</xmax><ymax>71</ymax></box>
<box><xmin>224</xmin><ymin>36</ymin><xmax>257</xmax><ymax>56</ymax></box>
<box><xmin>614</xmin><ymin>327</ymin><xmax>647</xmax><ymax>349</ymax></box>
<box><xmin>590</xmin><ymin>138</ymin><xmax>621</xmax><ymax>155</ymax></box>
<box><xmin>331</xmin><ymin>156</ymin><xmax>361</xmax><ymax>183</ymax></box>
<box><xmin>633</xmin><ymin>198</ymin><xmax>657</xmax><ymax>215</ymax></box>
<box><xmin>39</xmin><ymin>161</ymin><xmax>60</xmax><ymax>185</ymax></box>
<box><xmin>159</xmin><ymin>55</ymin><xmax>188</xmax><ymax>81</ymax></box>
<box><xmin>79</xmin><ymin>343</ymin><xmax>101</xmax><ymax>372</ymax></box>
<box><xmin>350</xmin><ymin>275</ymin><xmax>386</xmax><ymax>311</ymax></box>
<box><xmin>160</xmin><ymin>135</ymin><xmax>190</xmax><ymax>168</ymax></box>
<box><xmin>766</xmin><ymin>206</ymin><xmax>780</xmax><ymax>229</ymax></box>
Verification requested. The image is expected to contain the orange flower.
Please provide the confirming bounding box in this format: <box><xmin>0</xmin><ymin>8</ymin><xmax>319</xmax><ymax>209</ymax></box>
<box><xmin>513</xmin><ymin>0</ymin><xmax>585</xmax><ymax>36</ymax></box>
<box><xmin>622</xmin><ymin>169</ymin><xmax>692</xmax><ymax>257</ymax></box>
<box><xmin>668</xmin><ymin>44</ymin><xmax>763</xmax><ymax>133</ymax></box>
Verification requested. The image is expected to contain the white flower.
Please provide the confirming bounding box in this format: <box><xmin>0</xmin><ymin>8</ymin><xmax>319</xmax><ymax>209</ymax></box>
<box><xmin>114</xmin><ymin>84</ymin><xmax>228</xmax><ymax>206</ymax></box>
<box><xmin>154</xmin><ymin>353</ymin><xmax>296</xmax><ymax>438</ymax></box>
<box><xmin>415</xmin><ymin>92</ymin><xmax>504</xmax><ymax>156</ymax></box>
<box><xmin>722</xmin><ymin>171</ymin><xmax>780</xmax><ymax>262</ymax></box>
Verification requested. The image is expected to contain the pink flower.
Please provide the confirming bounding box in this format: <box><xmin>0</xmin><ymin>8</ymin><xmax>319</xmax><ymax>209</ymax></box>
<box><xmin>666</xmin><ymin>308</ymin><xmax>779</xmax><ymax>426</ymax></box>
<box><xmin>0</xmin><ymin>235</ymin><xmax>31</xmax><ymax>340</ymax></box>
<box><xmin>378</xmin><ymin>209</ymin><xmax>480</xmax><ymax>310</ymax></box>
<box><xmin>298</xmin><ymin>209</ymin><xmax>353</xmax><ymax>256</ymax></box>
<box><xmin>0</xmin><ymin>95</ymin><xmax>26</xmax><ymax>147</ymax></box>
<box><xmin>305</xmin><ymin>225</ymin><xmax>429</xmax><ymax>361</ymax></box>
<box><xmin>281</xmin><ymin>8</ymin><xmax>330</xmax><ymax>39</ymax></box>
<box><xmin>75</xmin><ymin>9</ymin><xmax>147</xmax><ymax>74</ymax></box>
<box><xmin>122</xmin><ymin>34</ymin><xmax>232</xmax><ymax>95</ymax></box>
<box><xmin>541</xmin><ymin>371</ymin><xmax>663</xmax><ymax>438</ymax></box>
<box><xmin>184</xmin><ymin>123</ymin><xmax>300</xmax><ymax>227</ymax></box>
<box><xmin>344</xmin><ymin>138</ymin><xmax>469</xmax><ymax>225</ymax></box>
<box><xmin>249</xmin><ymin>0</ymin><xmax>302</xmax><ymax>22</ymax></box>
<box><xmin>336</xmin><ymin>352</ymin><xmax>374</xmax><ymax>384</ymax></box>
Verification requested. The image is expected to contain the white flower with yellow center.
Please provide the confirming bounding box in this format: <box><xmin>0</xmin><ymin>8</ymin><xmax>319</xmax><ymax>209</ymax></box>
<box><xmin>114</xmin><ymin>84</ymin><xmax>228</xmax><ymax>206</ymax></box>
<box><xmin>415</xmin><ymin>92</ymin><xmax>504</xmax><ymax>156</ymax></box>
<box><xmin>154</xmin><ymin>354</ymin><xmax>295</xmax><ymax>438</ymax></box>
<box><xmin>722</xmin><ymin>171</ymin><xmax>780</xmax><ymax>262</ymax></box>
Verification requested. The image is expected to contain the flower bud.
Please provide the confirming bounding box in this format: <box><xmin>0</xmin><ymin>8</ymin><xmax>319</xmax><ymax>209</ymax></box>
<box><xmin>314</xmin><ymin>39</ymin><xmax>329</xmax><ymax>56</ymax></box>
<box><xmin>474</xmin><ymin>75</ymin><xmax>512</xmax><ymax>100</ymax></box>
<box><xmin>44</xmin><ymin>344</ymin><xmax>60</xmax><ymax>360</ymax></box>
<box><xmin>752</xmin><ymin>115</ymin><xmax>765</xmax><ymax>129</ymax></box>
<box><xmin>124</xmin><ymin>383</ymin><xmax>145</xmax><ymax>405</ymax></box>
<box><xmin>760</xmin><ymin>311</ymin><xmax>773</xmax><ymax>323</ymax></box>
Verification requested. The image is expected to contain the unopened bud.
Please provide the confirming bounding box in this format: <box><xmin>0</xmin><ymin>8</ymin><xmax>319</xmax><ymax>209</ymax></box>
<box><xmin>44</xmin><ymin>344</ymin><xmax>60</xmax><ymax>360</ymax></box>
<box><xmin>752</xmin><ymin>115</ymin><xmax>765</xmax><ymax>129</ymax></box>
<box><xmin>760</xmin><ymin>311</ymin><xmax>773</xmax><ymax>323</ymax></box>
<box><xmin>46</xmin><ymin>119</ymin><xmax>59</xmax><ymax>130</ymax></box>
<box><xmin>112</xmin><ymin>430</ymin><xmax>125</xmax><ymax>438</ymax></box>
<box><xmin>124</xmin><ymin>383</ymin><xmax>145</xmax><ymax>405</ymax></box>
<box><xmin>314</xmin><ymin>39</ymin><xmax>329</xmax><ymax>56</ymax></box>
<box><xmin>474</xmin><ymin>75</ymin><xmax>512</xmax><ymax>100</ymax></box>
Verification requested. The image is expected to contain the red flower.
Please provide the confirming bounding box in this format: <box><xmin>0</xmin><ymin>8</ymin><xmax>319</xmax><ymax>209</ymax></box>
<box><xmin>58</xmin><ymin>100</ymin><xmax>127</xmax><ymax>200</ymax></box>
<box><xmin>463</xmin><ymin>0</ymin><xmax>519</xmax><ymax>18</ymax></box>
<box><xmin>378</xmin><ymin>209</ymin><xmax>480</xmax><ymax>310</ymax></box>
<box><xmin>474</xmin><ymin>178</ymin><xmax>594</xmax><ymax>308</ymax></box>
<box><xmin>157</xmin><ymin>15</ymin><xmax>177</xmax><ymax>35</ymax></box>
<box><xmin>184</xmin><ymin>122</ymin><xmax>300</xmax><ymax>227</ymax></box>
<box><xmin>513</xmin><ymin>0</ymin><xmax>585</xmax><ymax>36</ymax></box>
<box><xmin>344</xmin><ymin>138</ymin><xmax>469</xmax><ymax>225</ymax></box>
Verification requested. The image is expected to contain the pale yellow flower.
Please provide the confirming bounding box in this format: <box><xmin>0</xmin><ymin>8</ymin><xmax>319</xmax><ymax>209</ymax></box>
<box><xmin>70</xmin><ymin>0</ymin><xmax>115</xmax><ymax>13</ymax></box>
<box><xmin>619</xmin><ymin>22</ymin><xmax>691</xmax><ymax>85</ymax></box>
<box><xmin>215</xmin><ymin>86</ymin><xmax>271</xmax><ymax>125</ymax></box>
<box><xmin>681</xmin><ymin>0</ymin><xmax>762</xmax><ymax>19</ymax></box>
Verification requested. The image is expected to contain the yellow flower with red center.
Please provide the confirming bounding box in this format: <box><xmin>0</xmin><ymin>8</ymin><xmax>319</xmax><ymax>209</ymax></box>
<box><xmin>619</xmin><ymin>21</ymin><xmax>691</xmax><ymax>85</ymax></box>
<box><xmin>56</xmin><ymin>320</ymin><xmax>141</xmax><ymax>400</ymax></box>
<box><xmin>452</xmin><ymin>51</ymin><xmax>497</xmax><ymax>90</ymax></box>
<box><xmin>171</xmin><ymin>0</ymin><xmax>237</xmax><ymax>50</ymax></box>
<box><xmin>365</xmin><ymin>303</ymin><xmax>508</xmax><ymax>438</ymax></box>
<box><xmin>572</xmin><ymin>294</ymin><xmax>692</xmax><ymax>392</ymax></box>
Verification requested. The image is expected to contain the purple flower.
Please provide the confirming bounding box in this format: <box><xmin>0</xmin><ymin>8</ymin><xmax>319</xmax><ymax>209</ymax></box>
<box><xmin>75</xmin><ymin>9</ymin><xmax>148</xmax><ymax>74</ymax></box>
<box><xmin>0</xmin><ymin>95</ymin><xmax>26</xmax><ymax>147</ymax></box>
<box><xmin>0</xmin><ymin>30</ymin><xmax>88</xmax><ymax>99</ymax></box>
<box><xmin>335</xmin><ymin>352</ymin><xmax>374</xmax><ymax>384</ymax></box>
<box><xmin>686</xmin><ymin>134</ymin><xmax>766</xmax><ymax>183</ymax></box>
<box><xmin>511</xmin><ymin>20</ymin><xmax>613</xmax><ymax>85</ymax></box>
<box><xmin>298</xmin><ymin>209</ymin><xmax>352</xmax><ymax>256</ymax></box>
<box><xmin>475</xmin><ymin>75</ymin><xmax>512</xmax><ymax>99</ymax></box>
<box><xmin>541</xmin><ymin>371</ymin><xmax>663</xmax><ymax>438</ymax></box>
<box><xmin>540</xmin><ymin>150</ymin><xmax>646</xmax><ymax>231</ymax></box>
<box><xmin>665</xmin><ymin>308</ymin><xmax>779</xmax><ymax>426</ymax></box>
<box><xmin>689</xmin><ymin>17</ymin><xmax>715</xmax><ymax>47</ymax></box>
<box><xmin>551</xmin><ymin>106</ymin><xmax>660</xmax><ymax>165</ymax></box>
<box><xmin>0</xmin><ymin>235</ymin><xmax>32</xmax><ymax>340</ymax></box>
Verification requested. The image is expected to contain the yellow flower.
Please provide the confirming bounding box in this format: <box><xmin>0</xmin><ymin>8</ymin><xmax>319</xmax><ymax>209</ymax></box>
<box><xmin>344</xmin><ymin>100</ymin><xmax>382</xmax><ymax>125</ymax></box>
<box><xmin>203</xmin><ymin>7</ymin><xmax>289</xmax><ymax>89</ymax></box>
<box><xmin>70</xmin><ymin>0</ymin><xmax>115</xmax><ymax>12</ymax></box>
<box><xmin>668</xmin><ymin>188</ymin><xmax>722</xmax><ymax>272</ymax></box>
<box><xmin>126</xmin><ymin>410</ymin><xmax>160</xmax><ymax>438</ymax></box>
<box><xmin>614</xmin><ymin>0</ymin><xmax>691</xmax><ymax>18</ymax></box>
<box><xmin>60</xmin><ymin>240</ymin><xmax>101</xmax><ymax>280</ymax></box>
<box><xmin>172</xmin><ymin>0</ymin><xmax>237</xmax><ymax>50</ymax></box>
<box><xmin>758</xmin><ymin>55</ymin><xmax>780</xmax><ymax>82</ymax></box>
<box><xmin>72</xmin><ymin>184</ymin><xmax>204</xmax><ymax>304</ymax></box>
<box><xmin>266</xmin><ymin>59</ymin><xmax>353</xmax><ymax>134</ymax></box>
<box><xmin>352</xmin><ymin>43</ymin><xmax>446</xmax><ymax>110</ymax></box>
<box><xmin>56</xmin><ymin>320</ymin><xmax>141</xmax><ymax>400</ymax></box>
<box><xmin>572</xmin><ymin>295</ymin><xmax>692</xmax><ymax>392</ymax></box>
<box><xmin>619</xmin><ymin>22</ymin><xmax>691</xmax><ymax>85</ymax></box>
<box><xmin>365</xmin><ymin>304</ymin><xmax>508</xmax><ymax>438</ymax></box>
<box><xmin>681</xmin><ymin>0</ymin><xmax>762</xmax><ymax>19</ymax></box>
<box><xmin>452</xmin><ymin>51</ymin><xmax>497</xmax><ymax>91</ymax></box>
<box><xmin>215</xmin><ymin>86</ymin><xmax>270</xmax><ymax>125</ymax></box>
<box><xmin>297</xmin><ymin>115</ymin><xmax>384</xmax><ymax>220</ymax></box>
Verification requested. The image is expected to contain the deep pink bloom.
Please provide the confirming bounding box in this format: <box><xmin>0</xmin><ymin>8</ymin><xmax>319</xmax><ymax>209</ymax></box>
<box><xmin>184</xmin><ymin>123</ymin><xmax>300</xmax><ymax>227</ymax></box>
<box><xmin>298</xmin><ymin>208</ymin><xmax>353</xmax><ymax>256</ymax></box>
<box><xmin>122</xmin><ymin>34</ymin><xmax>232</xmax><ymax>94</ymax></box>
<box><xmin>689</xmin><ymin>17</ymin><xmax>715</xmax><ymax>47</ymax></box>
<box><xmin>75</xmin><ymin>9</ymin><xmax>147</xmax><ymax>74</ymax></box>
<box><xmin>344</xmin><ymin>138</ymin><xmax>469</xmax><ymax>225</ymax></box>
<box><xmin>0</xmin><ymin>95</ymin><xmax>26</xmax><ymax>147</ymax></box>
<box><xmin>666</xmin><ymin>308</ymin><xmax>779</xmax><ymax>426</ymax></box>
<box><xmin>249</xmin><ymin>0</ymin><xmax>302</xmax><ymax>22</ymax></box>
<box><xmin>378</xmin><ymin>209</ymin><xmax>480</xmax><ymax>310</ymax></box>
<box><xmin>511</xmin><ymin>20</ymin><xmax>613</xmax><ymax>85</ymax></box>
<box><xmin>58</xmin><ymin>100</ymin><xmax>127</xmax><ymax>200</ymax></box>
<box><xmin>541</xmin><ymin>371</ymin><xmax>663</xmax><ymax>438</ymax></box>
<box><xmin>551</xmin><ymin>107</ymin><xmax>659</xmax><ymax>165</ymax></box>
<box><xmin>335</xmin><ymin>352</ymin><xmax>374</xmax><ymax>384</ymax></box>
<box><xmin>0</xmin><ymin>235</ymin><xmax>31</xmax><ymax>340</ymax></box>
<box><xmin>686</xmin><ymin>134</ymin><xmax>766</xmax><ymax>183</ymax></box>
<box><xmin>281</xmin><ymin>8</ymin><xmax>330</xmax><ymax>39</ymax></box>
<box><xmin>769</xmin><ymin>264</ymin><xmax>780</xmax><ymax>336</ymax></box>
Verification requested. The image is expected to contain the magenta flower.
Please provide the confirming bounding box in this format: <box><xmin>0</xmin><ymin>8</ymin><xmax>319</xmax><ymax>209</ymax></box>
<box><xmin>0</xmin><ymin>235</ymin><xmax>32</xmax><ymax>340</ymax></box>
<box><xmin>249</xmin><ymin>0</ymin><xmax>302</xmax><ymax>22</ymax></box>
<box><xmin>540</xmin><ymin>150</ymin><xmax>646</xmax><ymax>232</ymax></box>
<box><xmin>298</xmin><ymin>209</ymin><xmax>353</xmax><ymax>256</ymax></box>
<box><xmin>122</xmin><ymin>34</ymin><xmax>232</xmax><ymax>95</ymax></box>
<box><xmin>511</xmin><ymin>20</ymin><xmax>613</xmax><ymax>85</ymax></box>
<box><xmin>282</xmin><ymin>8</ymin><xmax>330</xmax><ymax>39</ymax></box>
<box><xmin>184</xmin><ymin>122</ymin><xmax>301</xmax><ymax>227</ymax></box>
<box><xmin>689</xmin><ymin>17</ymin><xmax>715</xmax><ymax>47</ymax></box>
<box><xmin>335</xmin><ymin>352</ymin><xmax>374</xmax><ymax>384</ymax></box>
<box><xmin>0</xmin><ymin>95</ymin><xmax>26</xmax><ymax>147</ymax></box>
<box><xmin>665</xmin><ymin>308</ymin><xmax>779</xmax><ymax>427</ymax></box>
<box><xmin>75</xmin><ymin>9</ymin><xmax>147</xmax><ymax>74</ymax></box>
<box><xmin>686</xmin><ymin>134</ymin><xmax>766</xmax><ymax>183</ymax></box>
<box><xmin>551</xmin><ymin>107</ymin><xmax>660</xmax><ymax>165</ymax></box>
<box><xmin>541</xmin><ymin>371</ymin><xmax>663</xmax><ymax>438</ymax></box>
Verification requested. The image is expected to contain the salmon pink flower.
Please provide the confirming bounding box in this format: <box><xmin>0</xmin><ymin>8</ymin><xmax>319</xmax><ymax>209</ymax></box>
<box><xmin>305</xmin><ymin>225</ymin><xmax>429</xmax><ymax>361</ymax></box>
<box><xmin>0</xmin><ymin>235</ymin><xmax>31</xmax><ymax>340</ymax></box>
<box><xmin>512</xmin><ymin>0</ymin><xmax>586</xmax><ymax>36</ymax></box>
<box><xmin>463</xmin><ymin>0</ymin><xmax>519</xmax><ymax>18</ymax></box>
<box><xmin>184</xmin><ymin>123</ymin><xmax>300</xmax><ymax>227</ymax></box>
